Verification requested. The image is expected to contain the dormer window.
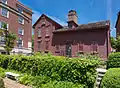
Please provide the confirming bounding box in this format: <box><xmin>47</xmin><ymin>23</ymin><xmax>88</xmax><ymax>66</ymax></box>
<box><xmin>1</xmin><ymin>0</ymin><xmax>7</xmax><ymax>4</ymax></box>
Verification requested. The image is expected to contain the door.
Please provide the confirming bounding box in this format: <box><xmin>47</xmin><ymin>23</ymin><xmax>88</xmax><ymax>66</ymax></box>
<box><xmin>66</xmin><ymin>43</ymin><xmax>72</xmax><ymax>57</ymax></box>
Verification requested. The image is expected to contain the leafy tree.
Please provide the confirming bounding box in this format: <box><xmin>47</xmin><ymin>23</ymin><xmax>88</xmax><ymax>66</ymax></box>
<box><xmin>0</xmin><ymin>24</ymin><xmax>16</xmax><ymax>55</ymax></box>
<box><xmin>4</xmin><ymin>32</ymin><xmax>16</xmax><ymax>54</ymax></box>
<box><xmin>32</xmin><ymin>35</ymin><xmax>34</xmax><ymax>51</ymax></box>
<box><xmin>110</xmin><ymin>36</ymin><xmax>116</xmax><ymax>49</ymax></box>
<box><xmin>116</xmin><ymin>36</ymin><xmax>120</xmax><ymax>52</ymax></box>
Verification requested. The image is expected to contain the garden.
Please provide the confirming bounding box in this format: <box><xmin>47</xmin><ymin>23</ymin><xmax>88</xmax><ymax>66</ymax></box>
<box><xmin>0</xmin><ymin>53</ymin><xmax>102</xmax><ymax>88</ymax></box>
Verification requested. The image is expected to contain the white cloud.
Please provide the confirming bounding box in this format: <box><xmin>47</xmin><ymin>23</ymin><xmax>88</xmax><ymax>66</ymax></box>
<box><xmin>32</xmin><ymin>10</ymin><xmax>67</xmax><ymax>26</ymax></box>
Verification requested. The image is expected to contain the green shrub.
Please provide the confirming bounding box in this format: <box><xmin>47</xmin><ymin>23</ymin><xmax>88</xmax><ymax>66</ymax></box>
<box><xmin>0</xmin><ymin>54</ymin><xmax>100</xmax><ymax>87</ymax></box>
<box><xmin>107</xmin><ymin>52</ymin><xmax>120</xmax><ymax>69</ymax></box>
<box><xmin>101</xmin><ymin>68</ymin><xmax>120</xmax><ymax>88</ymax></box>
<box><xmin>0</xmin><ymin>68</ymin><xmax>5</xmax><ymax>78</ymax></box>
<box><xmin>19</xmin><ymin>74</ymin><xmax>85</xmax><ymax>88</ymax></box>
<box><xmin>0</xmin><ymin>77</ymin><xmax>5</xmax><ymax>88</ymax></box>
<box><xmin>40</xmin><ymin>81</ymin><xmax>85</xmax><ymax>88</ymax></box>
<box><xmin>19</xmin><ymin>75</ymin><xmax>51</xmax><ymax>87</ymax></box>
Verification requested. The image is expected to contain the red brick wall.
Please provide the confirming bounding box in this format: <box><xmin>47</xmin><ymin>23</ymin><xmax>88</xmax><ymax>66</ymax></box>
<box><xmin>34</xmin><ymin>15</ymin><xmax>110</xmax><ymax>60</ymax></box>
<box><xmin>0</xmin><ymin>0</ymin><xmax>32</xmax><ymax>48</ymax></box>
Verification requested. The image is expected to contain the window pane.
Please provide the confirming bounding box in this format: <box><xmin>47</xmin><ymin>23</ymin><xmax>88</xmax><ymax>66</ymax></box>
<box><xmin>2</xmin><ymin>8</ymin><xmax>8</xmax><ymax>17</ymax></box>
<box><xmin>18</xmin><ymin>16</ymin><xmax>24</xmax><ymax>24</ymax></box>
<box><xmin>1</xmin><ymin>0</ymin><xmax>7</xmax><ymax>4</ymax></box>
<box><xmin>38</xmin><ymin>41</ymin><xmax>41</xmax><ymax>50</ymax></box>
<box><xmin>18</xmin><ymin>28</ymin><xmax>23</xmax><ymax>35</ymax></box>
<box><xmin>18</xmin><ymin>38</ymin><xmax>23</xmax><ymax>47</ymax></box>
<box><xmin>18</xmin><ymin>7</ymin><xmax>23</xmax><ymax>13</ymax></box>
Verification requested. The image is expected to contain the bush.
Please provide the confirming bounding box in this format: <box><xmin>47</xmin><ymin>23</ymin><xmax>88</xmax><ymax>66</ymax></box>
<box><xmin>101</xmin><ymin>68</ymin><xmax>120</xmax><ymax>88</ymax></box>
<box><xmin>41</xmin><ymin>81</ymin><xmax>85</xmax><ymax>88</ymax></box>
<box><xmin>0</xmin><ymin>54</ymin><xmax>100</xmax><ymax>87</ymax></box>
<box><xmin>0</xmin><ymin>77</ymin><xmax>5</xmax><ymax>88</ymax></box>
<box><xmin>19</xmin><ymin>75</ymin><xmax>51</xmax><ymax>87</ymax></box>
<box><xmin>0</xmin><ymin>68</ymin><xmax>5</xmax><ymax>78</ymax></box>
<box><xmin>107</xmin><ymin>52</ymin><xmax>120</xmax><ymax>69</ymax></box>
<box><xmin>19</xmin><ymin>74</ymin><xmax>85</xmax><ymax>88</ymax></box>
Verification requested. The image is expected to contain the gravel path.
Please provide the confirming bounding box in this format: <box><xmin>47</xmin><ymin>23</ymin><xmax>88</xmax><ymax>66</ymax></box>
<box><xmin>3</xmin><ymin>78</ymin><xmax>32</xmax><ymax>88</ymax></box>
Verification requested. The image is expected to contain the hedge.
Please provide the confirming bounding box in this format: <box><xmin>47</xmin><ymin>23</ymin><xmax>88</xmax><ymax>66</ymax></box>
<box><xmin>0</xmin><ymin>54</ymin><xmax>100</xmax><ymax>87</ymax></box>
<box><xmin>107</xmin><ymin>52</ymin><xmax>120</xmax><ymax>69</ymax></box>
<box><xmin>101</xmin><ymin>68</ymin><xmax>120</xmax><ymax>88</ymax></box>
<box><xmin>0</xmin><ymin>77</ymin><xmax>5</xmax><ymax>88</ymax></box>
<box><xmin>40</xmin><ymin>81</ymin><xmax>85</xmax><ymax>88</ymax></box>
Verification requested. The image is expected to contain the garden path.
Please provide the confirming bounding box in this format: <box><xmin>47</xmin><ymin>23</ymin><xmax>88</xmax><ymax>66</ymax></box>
<box><xmin>3</xmin><ymin>78</ymin><xmax>31</xmax><ymax>88</ymax></box>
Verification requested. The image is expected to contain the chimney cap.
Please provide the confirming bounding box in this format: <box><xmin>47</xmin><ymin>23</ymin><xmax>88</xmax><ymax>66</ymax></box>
<box><xmin>69</xmin><ymin>10</ymin><xmax>76</xmax><ymax>13</ymax></box>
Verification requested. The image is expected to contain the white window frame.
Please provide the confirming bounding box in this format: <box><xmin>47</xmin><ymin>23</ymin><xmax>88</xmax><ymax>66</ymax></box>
<box><xmin>1</xmin><ymin>8</ymin><xmax>9</xmax><ymax>18</ymax></box>
<box><xmin>18</xmin><ymin>7</ymin><xmax>23</xmax><ymax>14</ymax></box>
<box><xmin>18</xmin><ymin>38</ymin><xmax>23</xmax><ymax>47</ymax></box>
<box><xmin>0</xmin><ymin>21</ymin><xmax>9</xmax><ymax>30</ymax></box>
<box><xmin>18</xmin><ymin>28</ymin><xmax>24</xmax><ymax>35</ymax></box>
<box><xmin>18</xmin><ymin>16</ymin><xmax>24</xmax><ymax>24</ymax></box>
<box><xmin>38</xmin><ymin>28</ymin><xmax>41</xmax><ymax>37</ymax></box>
<box><xmin>1</xmin><ymin>0</ymin><xmax>7</xmax><ymax>4</ymax></box>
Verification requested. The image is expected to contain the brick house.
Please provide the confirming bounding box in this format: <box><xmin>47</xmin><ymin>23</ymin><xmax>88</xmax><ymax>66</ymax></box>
<box><xmin>33</xmin><ymin>10</ymin><xmax>111</xmax><ymax>60</ymax></box>
<box><xmin>116</xmin><ymin>11</ymin><xmax>120</xmax><ymax>37</ymax></box>
<box><xmin>0</xmin><ymin>0</ymin><xmax>32</xmax><ymax>55</ymax></box>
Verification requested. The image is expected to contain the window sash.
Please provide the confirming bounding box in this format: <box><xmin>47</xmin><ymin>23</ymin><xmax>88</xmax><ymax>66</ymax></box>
<box><xmin>18</xmin><ymin>7</ymin><xmax>23</xmax><ymax>13</ymax></box>
<box><xmin>91</xmin><ymin>41</ymin><xmax>98</xmax><ymax>52</ymax></box>
<box><xmin>18</xmin><ymin>16</ymin><xmax>24</xmax><ymax>24</ymax></box>
<box><xmin>1</xmin><ymin>0</ymin><xmax>7</xmax><ymax>4</ymax></box>
<box><xmin>18</xmin><ymin>28</ymin><xmax>24</xmax><ymax>35</ymax></box>
<box><xmin>18</xmin><ymin>38</ymin><xmax>23</xmax><ymax>47</ymax></box>
<box><xmin>78</xmin><ymin>42</ymin><xmax>83</xmax><ymax>51</ymax></box>
<box><xmin>45</xmin><ymin>41</ymin><xmax>49</xmax><ymax>50</ymax></box>
<box><xmin>1</xmin><ymin>8</ymin><xmax>9</xmax><ymax>18</ymax></box>
<box><xmin>38</xmin><ymin>41</ymin><xmax>41</xmax><ymax>50</ymax></box>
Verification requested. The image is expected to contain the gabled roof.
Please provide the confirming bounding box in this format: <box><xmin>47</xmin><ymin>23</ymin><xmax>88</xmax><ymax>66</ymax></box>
<box><xmin>53</xmin><ymin>20</ymin><xmax>110</xmax><ymax>33</ymax></box>
<box><xmin>115</xmin><ymin>11</ymin><xmax>120</xmax><ymax>28</ymax></box>
<box><xmin>33</xmin><ymin>14</ymin><xmax>63</xmax><ymax>28</ymax></box>
<box><xmin>77</xmin><ymin>20</ymin><xmax>110</xmax><ymax>29</ymax></box>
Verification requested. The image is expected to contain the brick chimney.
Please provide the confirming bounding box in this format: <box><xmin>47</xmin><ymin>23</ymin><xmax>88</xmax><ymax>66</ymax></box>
<box><xmin>68</xmin><ymin>10</ymin><xmax>78</xmax><ymax>28</ymax></box>
<box><xmin>68</xmin><ymin>10</ymin><xmax>78</xmax><ymax>24</ymax></box>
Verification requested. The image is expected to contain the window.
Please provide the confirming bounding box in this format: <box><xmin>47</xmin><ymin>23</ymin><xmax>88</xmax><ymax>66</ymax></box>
<box><xmin>0</xmin><ymin>36</ymin><xmax>5</xmax><ymax>46</ymax></box>
<box><xmin>18</xmin><ymin>7</ymin><xmax>23</xmax><ymax>13</ymax></box>
<box><xmin>0</xmin><ymin>22</ymin><xmax>8</xmax><ymax>30</ymax></box>
<box><xmin>1</xmin><ymin>8</ymin><xmax>9</xmax><ymax>18</ymax></box>
<box><xmin>45</xmin><ymin>41</ymin><xmax>49</xmax><ymax>50</ymax></box>
<box><xmin>38</xmin><ymin>41</ymin><xmax>41</xmax><ymax>50</ymax></box>
<box><xmin>17</xmin><ymin>38</ymin><xmax>23</xmax><ymax>47</ymax></box>
<box><xmin>0</xmin><ymin>36</ymin><xmax>5</xmax><ymax>42</ymax></box>
<box><xmin>18</xmin><ymin>28</ymin><xmax>24</xmax><ymax>35</ymax></box>
<box><xmin>45</xmin><ymin>29</ymin><xmax>49</xmax><ymax>37</ymax></box>
<box><xmin>18</xmin><ymin>16</ymin><xmax>24</xmax><ymax>24</ymax></box>
<box><xmin>91</xmin><ymin>41</ymin><xmax>98</xmax><ymax>52</ymax></box>
<box><xmin>55</xmin><ymin>45</ymin><xmax>59</xmax><ymax>50</ymax></box>
<box><xmin>38</xmin><ymin>28</ymin><xmax>41</xmax><ymax>37</ymax></box>
<box><xmin>1</xmin><ymin>0</ymin><xmax>7</xmax><ymax>4</ymax></box>
<box><xmin>78</xmin><ymin>42</ymin><xmax>83</xmax><ymax>51</ymax></box>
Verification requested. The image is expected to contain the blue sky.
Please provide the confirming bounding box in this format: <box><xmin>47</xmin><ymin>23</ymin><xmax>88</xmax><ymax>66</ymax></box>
<box><xmin>19</xmin><ymin>0</ymin><xmax>120</xmax><ymax>37</ymax></box>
